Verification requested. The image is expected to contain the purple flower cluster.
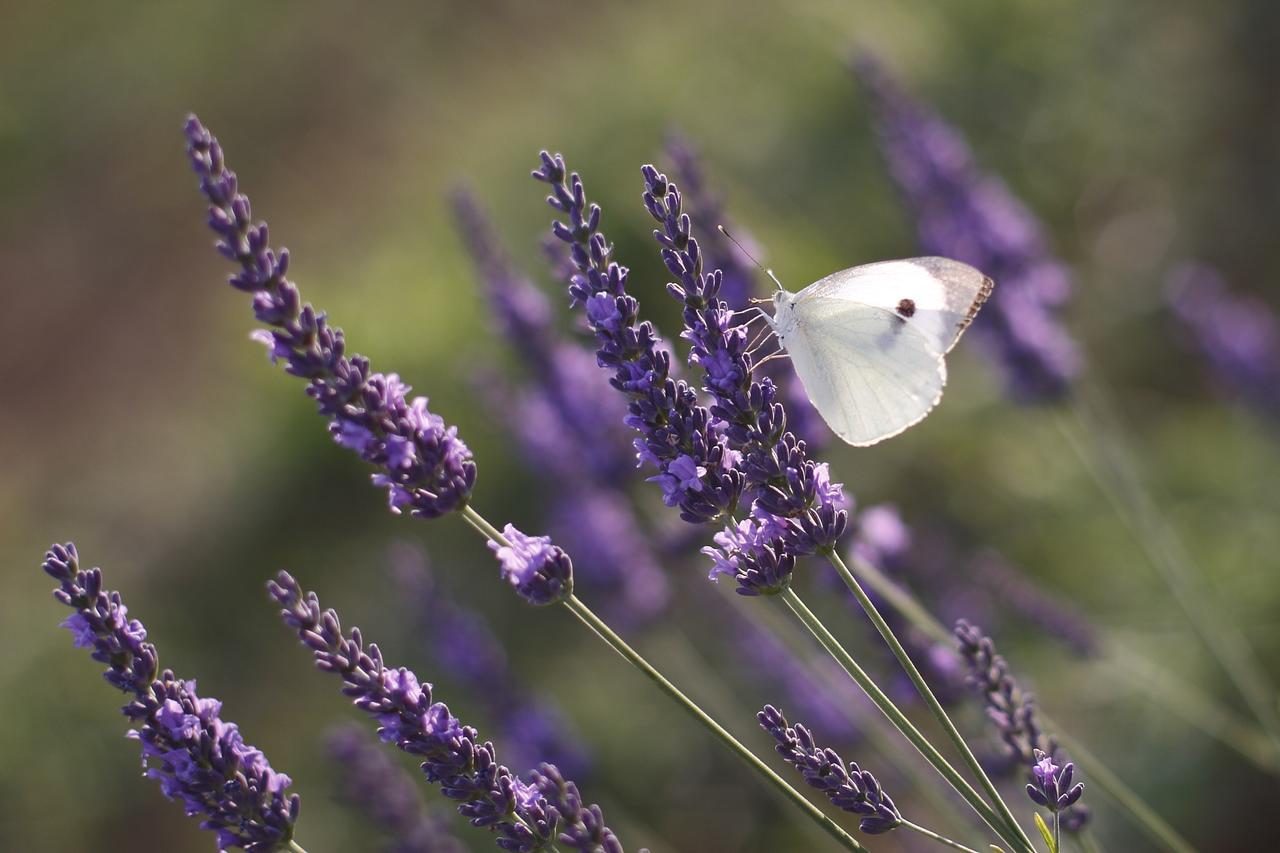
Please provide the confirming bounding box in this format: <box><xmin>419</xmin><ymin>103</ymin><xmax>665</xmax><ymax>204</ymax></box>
<box><xmin>327</xmin><ymin>724</ymin><xmax>465</xmax><ymax>853</ymax></box>
<box><xmin>390</xmin><ymin>543</ymin><xmax>591</xmax><ymax>777</ymax></box>
<box><xmin>855</xmin><ymin>56</ymin><xmax>1080</xmax><ymax>401</ymax></box>
<box><xmin>531</xmin><ymin>152</ymin><xmax>745</xmax><ymax>527</ymax></box>
<box><xmin>757</xmin><ymin>705</ymin><xmax>901</xmax><ymax>835</ymax></box>
<box><xmin>954</xmin><ymin>620</ymin><xmax>1089</xmax><ymax>830</ymax></box>
<box><xmin>1167</xmin><ymin>263</ymin><xmax>1280</xmax><ymax>421</ymax></box>
<box><xmin>44</xmin><ymin>543</ymin><xmax>300</xmax><ymax>851</ymax></box>
<box><xmin>185</xmin><ymin>115</ymin><xmax>476</xmax><ymax>518</ymax></box>
<box><xmin>529</xmin><ymin>764</ymin><xmax>627</xmax><ymax>853</ymax></box>
<box><xmin>641</xmin><ymin>165</ymin><xmax>849</xmax><ymax>556</ymax></box>
<box><xmin>270</xmin><ymin>570</ymin><xmax>586</xmax><ymax>851</ymax></box>
<box><xmin>1027</xmin><ymin>749</ymin><xmax>1084</xmax><ymax>815</ymax></box>
<box><xmin>487</xmin><ymin>524</ymin><xmax>574</xmax><ymax>607</ymax></box>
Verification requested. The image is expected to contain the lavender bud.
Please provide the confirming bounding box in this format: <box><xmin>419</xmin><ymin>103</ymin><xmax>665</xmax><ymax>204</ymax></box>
<box><xmin>487</xmin><ymin>525</ymin><xmax>574</xmax><ymax>607</ymax></box>
<box><xmin>1026</xmin><ymin>748</ymin><xmax>1085</xmax><ymax>814</ymax></box>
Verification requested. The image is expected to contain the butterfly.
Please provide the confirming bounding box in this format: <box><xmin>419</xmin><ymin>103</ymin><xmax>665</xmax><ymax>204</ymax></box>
<box><xmin>763</xmin><ymin>257</ymin><xmax>993</xmax><ymax>446</ymax></box>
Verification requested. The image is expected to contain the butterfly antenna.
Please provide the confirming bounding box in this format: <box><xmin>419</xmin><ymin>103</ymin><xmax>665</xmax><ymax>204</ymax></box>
<box><xmin>718</xmin><ymin>225</ymin><xmax>787</xmax><ymax>293</ymax></box>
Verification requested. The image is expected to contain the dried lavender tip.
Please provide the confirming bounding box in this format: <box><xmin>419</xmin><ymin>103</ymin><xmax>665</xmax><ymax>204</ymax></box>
<box><xmin>758</xmin><ymin>705</ymin><xmax>902</xmax><ymax>835</ymax></box>
<box><xmin>186</xmin><ymin>115</ymin><xmax>476</xmax><ymax>519</ymax></box>
<box><xmin>44</xmin><ymin>542</ymin><xmax>299</xmax><ymax>852</ymax></box>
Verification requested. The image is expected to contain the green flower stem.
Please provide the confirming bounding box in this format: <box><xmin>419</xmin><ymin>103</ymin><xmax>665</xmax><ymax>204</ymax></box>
<box><xmin>824</xmin><ymin>551</ymin><xmax>1035</xmax><ymax>853</ymax></box>
<box><xmin>1061</xmin><ymin>388</ymin><xmax>1280</xmax><ymax>761</ymax></box>
<box><xmin>779</xmin><ymin>587</ymin><xmax>1026</xmax><ymax>853</ymax></box>
<box><xmin>460</xmin><ymin>506</ymin><xmax>866</xmax><ymax>853</ymax></box>
<box><xmin>842</xmin><ymin>550</ymin><xmax>1196</xmax><ymax>853</ymax></box>
<box><xmin>287</xmin><ymin>842</ymin><xmax>309</xmax><ymax>853</ymax></box>
<box><xmin>899</xmin><ymin>819</ymin><xmax>983</xmax><ymax>853</ymax></box>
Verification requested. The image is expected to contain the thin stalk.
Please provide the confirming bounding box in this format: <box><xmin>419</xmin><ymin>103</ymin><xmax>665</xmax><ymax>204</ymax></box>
<box><xmin>287</xmin><ymin>843</ymin><xmax>309</xmax><ymax>853</ymax></box>
<box><xmin>461</xmin><ymin>506</ymin><xmax>865</xmax><ymax>852</ymax></box>
<box><xmin>562</xmin><ymin>593</ymin><xmax>866</xmax><ymax>852</ymax></box>
<box><xmin>1053</xmin><ymin>812</ymin><xmax>1061</xmax><ymax>852</ymax></box>
<box><xmin>843</xmin><ymin>552</ymin><xmax>1196</xmax><ymax>853</ymax></box>
<box><xmin>900</xmin><ymin>819</ymin><xmax>983</xmax><ymax>853</ymax></box>
<box><xmin>1060</xmin><ymin>389</ymin><xmax>1280</xmax><ymax>760</ymax></box>
<box><xmin>825</xmin><ymin>551</ymin><xmax>1034</xmax><ymax>853</ymax></box>
<box><xmin>780</xmin><ymin>587</ymin><xmax>1028</xmax><ymax>853</ymax></box>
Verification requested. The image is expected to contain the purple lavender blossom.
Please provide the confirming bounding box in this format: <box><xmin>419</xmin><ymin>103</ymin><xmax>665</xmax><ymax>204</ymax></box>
<box><xmin>1167</xmin><ymin>263</ymin><xmax>1280</xmax><ymax>420</ymax></box>
<box><xmin>487</xmin><ymin>524</ymin><xmax>574</xmax><ymax>607</ymax></box>
<box><xmin>186</xmin><ymin>115</ymin><xmax>475</xmax><ymax>518</ymax></box>
<box><xmin>270</xmin><ymin>571</ymin><xmax>624</xmax><ymax>851</ymax></box>
<box><xmin>954</xmin><ymin>619</ymin><xmax>1089</xmax><ymax>831</ymax></box>
<box><xmin>529</xmin><ymin>764</ymin><xmax>626</xmax><ymax>853</ymax></box>
<box><xmin>328</xmin><ymin>724</ymin><xmax>465</xmax><ymax>853</ymax></box>
<box><xmin>43</xmin><ymin>542</ymin><xmax>300</xmax><ymax>851</ymax></box>
<box><xmin>531</xmin><ymin>152</ymin><xmax>744</xmax><ymax>528</ymax></box>
<box><xmin>534</xmin><ymin>152</ymin><xmax>850</xmax><ymax>592</ymax></box>
<box><xmin>855</xmin><ymin>56</ymin><xmax>1081</xmax><ymax>401</ymax></box>
<box><xmin>757</xmin><ymin>705</ymin><xmax>901</xmax><ymax>835</ymax></box>
<box><xmin>1026</xmin><ymin>749</ymin><xmax>1084</xmax><ymax>815</ymax></box>
<box><xmin>390</xmin><ymin>543</ymin><xmax>591</xmax><ymax>777</ymax></box>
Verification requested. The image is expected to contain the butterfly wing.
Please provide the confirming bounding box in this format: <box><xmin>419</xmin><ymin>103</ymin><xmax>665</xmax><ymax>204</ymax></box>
<box><xmin>796</xmin><ymin>257</ymin><xmax>993</xmax><ymax>355</ymax></box>
<box><xmin>780</xmin><ymin>296</ymin><xmax>948</xmax><ymax>446</ymax></box>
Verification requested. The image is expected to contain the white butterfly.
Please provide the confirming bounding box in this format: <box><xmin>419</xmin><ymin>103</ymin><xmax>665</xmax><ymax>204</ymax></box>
<box><xmin>763</xmin><ymin>257</ymin><xmax>993</xmax><ymax>446</ymax></box>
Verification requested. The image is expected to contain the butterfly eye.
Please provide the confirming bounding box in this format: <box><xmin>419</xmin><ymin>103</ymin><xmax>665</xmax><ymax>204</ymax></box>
<box><xmin>895</xmin><ymin>298</ymin><xmax>916</xmax><ymax>318</ymax></box>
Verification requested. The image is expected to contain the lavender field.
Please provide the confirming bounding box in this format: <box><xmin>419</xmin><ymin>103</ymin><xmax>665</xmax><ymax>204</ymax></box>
<box><xmin>3</xmin><ymin>3</ymin><xmax>1279</xmax><ymax>851</ymax></box>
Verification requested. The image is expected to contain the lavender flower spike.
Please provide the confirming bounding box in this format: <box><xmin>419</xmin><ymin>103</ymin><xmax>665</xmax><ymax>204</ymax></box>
<box><xmin>328</xmin><ymin>724</ymin><xmax>465</xmax><ymax>853</ymax></box>
<box><xmin>43</xmin><ymin>542</ymin><xmax>300</xmax><ymax>852</ymax></box>
<box><xmin>856</xmin><ymin>56</ymin><xmax>1081</xmax><ymax>401</ymax></box>
<box><xmin>954</xmin><ymin>619</ymin><xmax>1089</xmax><ymax>831</ymax></box>
<box><xmin>185</xmin><ymin>115</ymin><xmax>475</xmax><ymax>518</ymax></box>
<box><xmin>270</xmin><ymin>571</ymin><xmax>626</xmax><ymax>852</ymax></box>
<box><xmin>758</xmin><ymin>705</ymin><xmax>901</xmax><ymax>835</ymax></box>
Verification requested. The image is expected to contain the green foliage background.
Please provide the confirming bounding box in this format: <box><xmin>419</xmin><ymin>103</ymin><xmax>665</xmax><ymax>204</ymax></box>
<box><xmin>2</xmin><ymin>2</ymin><xmax>1277</xmax><ymax>850</ymax></box>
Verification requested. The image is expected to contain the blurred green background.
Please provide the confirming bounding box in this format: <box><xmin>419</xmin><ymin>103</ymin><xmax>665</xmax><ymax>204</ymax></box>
<box><xmin>3</xmin><ymin>1</ymin><xmax>1278</xmax><ymax>850</ymax></box>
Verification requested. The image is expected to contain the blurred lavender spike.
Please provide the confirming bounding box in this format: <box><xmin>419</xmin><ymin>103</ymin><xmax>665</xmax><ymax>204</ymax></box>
<box><xmin>452</xmin><ymin>190</ymin><xmax>669</xmax><ymax>623</ymax></box>
<box><xmin>854</xmin><ymin>55</ymin><xmax>1081</xmax><ymax>402</ymax></box>
<box><xmin>186</xmin><ymin>115</ymin><xmax>476</xmax><ymax>519</ymax></box>
<box><xmin>389</xmin><ymin>541</ymin><xmax>591</xmax><ymax>777</ymax></box>
<box><xmin>758</xmin><ymin>705</ymin><xmax>902</xmax><ymax>835</ymax></box>
<box><xmin>954</xmin><ymin>619</ymin><xmax>1089</xmax><ymax>831</ymax></box>
<box><xmin>328</xmin><ymin>724</ymin><xmax>465</xmax><ymax>853</ymax></box>
<box><xmin>970</xmin><ymin>550</ymin><xmax>1099</xmax><ymax>657</ymax></box>
<box><xmin>44</xmin><ymin>542</ymin><xmax>300</xmax><ymax>852</ymax></box>
<box><xmin>1167</xmin><ymin>262</ymin><xmax>1280</xmax><ymax>421</ymax></box>
<box><xmin>271</xmin><ymin>571</ymin><xmax>628</xmax><ymax>852</ymax></box>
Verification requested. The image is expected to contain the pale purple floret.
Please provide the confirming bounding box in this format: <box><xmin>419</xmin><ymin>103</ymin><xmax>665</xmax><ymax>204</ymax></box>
<box><xmin>390</xmin><ymin>543</ymin><xmax>590</xmax><ymax>776</ymax></box>
<box><xmin>1167</xmin><ymin>263</ymin><xmax>1280</xmax><ymax>421</ymax></box>
<box><xmin>327</xmin><ymin>724</ymin><xmax>465</xmax><ymax>853</ymax></box>
<box><xmin>1027</xmin><ymin>748</ymin><xmax>1084</xmax><ymax>814</ymax></box>
<box><xmin>44</xmin><ymin>543</ymin><xmax>300</xmax><ymax>851</ymax></box>
<box><xmin>271</xmin><ymin>571</ymin><xmax>623</xmax><ymax>851</ymax></box>
<box><xmin>487</xmin><ymin>524</ymin><xmax>574</xmax><ymax>607</ymax></box>
<box><xmin>758</xmin><ymin>705</ymin><xmax>901</xmax><ymax>835</ymax></box>
<box><xmin>855</xmin><ymin>55</ymin><xmax>1081</xmax><ymax>402</ymax></box>
<box><xmin>186</xmin><ymin>115</ymin><xmax>476</xmax><ymax>518</ymax></box>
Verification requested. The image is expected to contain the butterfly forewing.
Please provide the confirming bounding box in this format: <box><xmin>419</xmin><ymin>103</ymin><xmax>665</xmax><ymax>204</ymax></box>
<box><xmin>795</xmin><ymin>257</ymin><xmax>993</xmax><ymax>355</ymax></box>
<box><xmin>783</xmin><ymin>297</ymin><xmax>947</xmax><ymax>446</ymax></box>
